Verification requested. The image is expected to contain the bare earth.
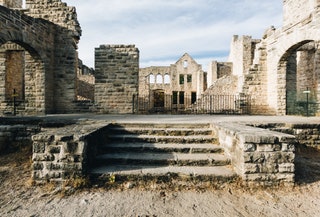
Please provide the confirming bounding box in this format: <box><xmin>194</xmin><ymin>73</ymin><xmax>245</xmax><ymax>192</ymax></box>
<box><xmin>1</xmin><ymin>146</ymin><xmax>320</xmax><ymax>217</ymax></box>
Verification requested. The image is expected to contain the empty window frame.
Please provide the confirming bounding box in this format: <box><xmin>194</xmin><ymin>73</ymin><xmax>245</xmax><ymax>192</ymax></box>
<box><xmin>179</xmin><ymin>91</ymin><xmax>184</xmax><ymax>104</ymax></box>
<box><xmin>164</xmin><ymin>74</ymin><xmax>170</xmax><ymax>84</ymax></box>
<box><xmin>156</xmin><ymin>74</ymin><xmax>163</xmax><ymax>84</ymax></box>
<box><xmin>149</xmin><ymin>74</ymin><xmax>155</xmax><ymax>84</ymax></box>
<box><xmin>191</xmin><ymin>92</ymin><xmax>197</xmax><ymax>104</ymax></box>
<box><xmin>172</xmin><ymin>91</ymin><xmax>178</xmax><ymax>105</ymax></box>
<box><xmin>179</xmin><ymin>74</ymin><xmax>184</xmax><ymax>85</ymax></box>
<box><xmin>187</xmin><ymin>74</ymin><xmax>192</xmax><ymax>83</ymax></box>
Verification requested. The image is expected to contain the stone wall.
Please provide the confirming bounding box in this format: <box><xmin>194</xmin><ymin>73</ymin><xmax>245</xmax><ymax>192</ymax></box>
<box><xmin>95</xmin><ymin>45</ymin><xmax>139</xmax><ymax>114</ymax></box>
<box><xmin>213</xmin><ymin>123</ymin><xmax>296</xmax><ymax>184</ymax></box>
<box><xmin>0</xmin><ymin>0</ymin><xmax>21</xmax><ymax>8</ymax></box>
<box><xmin>25</xmin><ymin>0</ymin><xmax>81</xmax><ymax>38</ymax></box>
<box><xmin>32</xmin><ymin>120</ymin><xmax>108</xmax><ymax>182</ymax></box>
<box><xmin>76</xmin><ymin>60</ymin><xmax>94</xmax><ymax>101</ymax></box>
<box><xmin>207</xmin><ymin>61</ymin><xmax>232</xmax><ymax>87</ymax></box>
<box><xmin>283</xmin><ymin>0</ymin><xmax>314</xmax><ymax>28</ymax></box>
<box><xmin>0</xmin><ymin>124</ymin><xmax>40</xmax><ymax>152</ymax></box>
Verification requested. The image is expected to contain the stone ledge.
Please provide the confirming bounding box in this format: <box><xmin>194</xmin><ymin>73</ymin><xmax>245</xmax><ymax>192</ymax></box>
<box><xmin>212</xmin><ymin>122</ymin><xmax>296</xmax><ymax>184</ymax></box>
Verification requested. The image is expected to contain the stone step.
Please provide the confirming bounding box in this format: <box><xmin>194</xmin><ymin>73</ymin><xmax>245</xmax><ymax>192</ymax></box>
<box><xmin>99</xmin><ymin>142</ymin><xmax>224</xmax><ymax>154</ymax></box>
<box><xmin>108</xmin><ymin>123</ymin><xmax>211</xmax><ymax>129</ymax></box>
<box><xmin>107</xmin><ymin>134</ymin><xmax>216</xmax><ymax>144</ymax></box>
<box><xmin>108</xmin><ymin>127</ymin><xmax>213</xmax><ymax>137</ymax></box>
<box><xmin>91</xmin><ymin>165</ymin><xmax>236</xmax><ymax>180</ymax></box>
<box><xmin>94</xmin><ymin>152</ymin><xmax>230</xmax><ymax>166</ymax></box>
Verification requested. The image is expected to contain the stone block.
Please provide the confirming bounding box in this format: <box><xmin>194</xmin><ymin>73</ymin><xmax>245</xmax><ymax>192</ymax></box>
<box><xmin>33</xmin><ymin>142</ymin><xmax>46</xmax><ymax>153</ymax></box>
<box><xmin>279</xmin><ymin>163</ymin><xmax>295</xmax><ymax>173</ymax></box>
<box><xmin>243</xmin><ymin>143</ymin><xmax>256</xmax><ymax>152</ymax></box>
<box><xmin>244</xmin><ymin>163</ymin><xmax>259</xmax><ymax>174</ymax></box>
<box><xmin>33</xmin><ymin>153</ymin><xmax>55</xmax><ymax>162</ymax></box>
<box><xmin>256</xmin><ymin>143</ymin><xmax>282</xmax><ymax>152</ymax></box>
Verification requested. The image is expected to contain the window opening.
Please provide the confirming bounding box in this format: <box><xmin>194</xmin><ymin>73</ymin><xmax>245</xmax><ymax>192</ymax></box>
<box><xmin>179</xmin><ymin>74</ymin><xmax>184</xmax><ymax>85</ymax></box>
<box><xmin>149</xmin><ymin>74</ymin><xmax>155</xmax><ymax>84</ymax></box>
<box><xmin>187</xmin><ymin>75</ymin><xmax>192</xmax><ymax>83</ymax></box>
<box><xmin>179</xmin><ymin>91</ymin><xmax>185</xmax><ymax>104</ymax></box>
<box><xmin>184</xmin><ymin>60</ymin><xmax>188</xmax><ymax>68</ymax></box>
<box><xmin>156</xmin><ymin>74</ymin><xmax>163</xmax><ymax>84</ymax></box>
<box><xmin>164</xmin><ymin>74</ymin><xmax>170</xmax><ymax>84</ymax></box>
<box><xmin>191</xmin><ymin>92</ymin><xmax>197</xmax><ymax>104</ymax></box>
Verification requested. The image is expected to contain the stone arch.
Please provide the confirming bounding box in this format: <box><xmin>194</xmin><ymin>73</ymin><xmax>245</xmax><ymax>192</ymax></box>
<box><xmin>277</xmin><ymin>40</ymin><xmax>319</xmax><ymax>115</ymax></box>
<box><xmin>0</xmin><ymin>40</ymin><xmax>46</xmax><ymax>115</ymax></box>
<box><xmin>164</xmin><ymin>74</ymin><xmax>170</xmax><ymax>84</ymax></box>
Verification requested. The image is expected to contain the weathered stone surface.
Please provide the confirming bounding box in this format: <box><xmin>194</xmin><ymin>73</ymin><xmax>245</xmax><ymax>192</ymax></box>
<box><xmin>213</xmin><ymin>122</ymin><xmax>296</xmax><ymax>183</ymax></box>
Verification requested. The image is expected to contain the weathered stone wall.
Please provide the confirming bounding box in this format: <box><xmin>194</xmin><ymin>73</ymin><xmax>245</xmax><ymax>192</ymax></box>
<box><xmin>213</xmin><ymin>123</ymin><xmax>296</xmax><ymax>184</ymax></box>
<box><xmin>0</xmin><ymin>124</ymin><xmax>40</xmax><ymax>152</ymax></box>
<box><xmin>256</xmin><ymin>123</ymin><xmax>320</xmax><ymax>149</ymax></box>
<box><xmin>228</xmin><ymin>35</ymin><xmax>259</xmax><ymax>77</ymax></box>
<box><xmin>0</xmin><ymin>1</ymin><xmax>86</xmax><ymax>115</ymax></box>
<box><xmin>95</xmin><ymin>45</ymin><xmax>139</xmax><ymax>114</ymax></box>
<box><xmin>25</xmin><ymin>0</ymin><xmax>81</xmax><ymax>38</ymax></box>
<box><xmin>0</xmin><ymin>0</ymin><xmax>22</xmax><ymax>8</ymax></box>
<box><xmin>76</xmin><ymin>60</ymin><xmax>94</xmax><ymax>101</ymax></box>
<box><xmin>207</xmin><ymin>61</ymin><xmax>232</xmax><ymax>87</ymax></box>
<box><xmin>283</xmin><ymin>0</ymin><xmax>314</xmax><ymax>28</ymax></box>
<box><xmin>32</xmin><ymin>121</ymin><xmax>108</xmax><ymax>182</ymax></box>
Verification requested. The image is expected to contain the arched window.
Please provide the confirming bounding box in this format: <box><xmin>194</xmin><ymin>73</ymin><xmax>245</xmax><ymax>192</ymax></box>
<box><xmin>164</xmin><ymin>74</ymin><xmax>170</xmax><ymax>84</ymax></box>
<box><xmin>156</xmin><ymin>74</ymin><xmax>163</xmax><ymax>84</ymax></box>
<box><xmin>184</xmin><ymin>60</ymin><xmax>188</xmax><ymax>68</ymax></box>
<box><xmin>149</xmin><ymin>74</ymin><xmax>155</xmax><ymax>84</ymax></box>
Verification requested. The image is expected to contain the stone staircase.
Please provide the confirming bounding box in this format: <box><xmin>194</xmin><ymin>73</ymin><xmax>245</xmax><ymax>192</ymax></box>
<box><xmin>90</xmin><ymin>123</ymin><xmax>236</xmax><ymax>183</ymax></box>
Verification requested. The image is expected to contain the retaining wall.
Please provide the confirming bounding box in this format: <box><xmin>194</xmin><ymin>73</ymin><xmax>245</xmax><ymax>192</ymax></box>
<box><xmin>212</xmin><ymin>123</ymin><xmax>296</xmax><ymax>184</ymax></box>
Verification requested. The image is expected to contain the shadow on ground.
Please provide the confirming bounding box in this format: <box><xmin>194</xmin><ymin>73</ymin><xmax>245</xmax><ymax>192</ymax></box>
<box><xmin>295</xmin><ymin>145</ymin><xmax>320</xmax><ymax>184</ymax></box>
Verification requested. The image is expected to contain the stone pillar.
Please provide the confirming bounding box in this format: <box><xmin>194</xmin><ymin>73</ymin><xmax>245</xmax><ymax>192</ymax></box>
<box><xmin>95</xmin><ymin>45</ymin><xmax>139</xmax><ymax>114</ymax></box>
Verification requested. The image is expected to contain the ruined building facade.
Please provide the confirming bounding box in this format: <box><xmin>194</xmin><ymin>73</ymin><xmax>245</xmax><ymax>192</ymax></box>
<box><xmin>206</xmin><ymin>0</ymin><xmax>320</xmax><ymax>116</ymax></box>
<box><xmin>138</xmin><ymin>53</ymin><xmax>206</xmax><ymax>113</ymax></box>
<box><xmin>0</xmin><ymin>0</ymin><xmax>320</xmax><ymax>116</ymax></box>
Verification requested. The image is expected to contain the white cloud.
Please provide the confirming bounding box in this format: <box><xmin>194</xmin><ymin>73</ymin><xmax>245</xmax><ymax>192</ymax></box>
<box><xmin>65</xmin><ymin>0</ymin><xmax>283</xmax><ymax>69</ymax></box>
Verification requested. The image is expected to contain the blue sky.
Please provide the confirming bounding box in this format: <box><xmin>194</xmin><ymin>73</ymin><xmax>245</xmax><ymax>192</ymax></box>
<box><xmin>65</xmin><ymin>0</ymin><xmax>283</xmax><ymax>70</ymax></box>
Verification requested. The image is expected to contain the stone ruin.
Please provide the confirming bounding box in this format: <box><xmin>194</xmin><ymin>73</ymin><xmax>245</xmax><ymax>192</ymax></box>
<box><xmin>1</xmin><ymin>0</ymin><xmax>320</xmax><ymax>185</ymax></box>
<box><xmin>0</xmin><ymin>0</ymin><xmax>319</xmax><ymax>116</ymax></box>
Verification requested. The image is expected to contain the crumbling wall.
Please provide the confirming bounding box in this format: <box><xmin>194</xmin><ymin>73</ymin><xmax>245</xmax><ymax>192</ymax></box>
<box><xmin>23</xmin><ymin>0</ymin><xmax>82</xmax><ymax>113</ymax></box>
<box><xmin>76</xmin><ymin>62</ymin><xmax>95</xmax><ymax>102</ymax></box>
<box><xmin>95</xmin><ymin>45</ymin><xmax>139</xmax><ymax>114</ymax></box>
<box><xmin>25</xmin><ymin>0</ymin><xmax>81</xmax><ymax>38</ymax></box>
<box><xmin>207</xmin><ymin>61</ymin><xmax>232</xmax><ymax>87</ymax></box>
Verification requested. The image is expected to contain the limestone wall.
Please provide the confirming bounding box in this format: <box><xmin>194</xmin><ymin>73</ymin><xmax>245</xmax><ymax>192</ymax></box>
<box><xmin>228</xmin><ymin>35</ymin><xmax>259</xmax><ymax>76</ymax></box>
<box><xmin>213</xmin><ymin>123</ymin><xmax>296</xmax><ymax>184</ymax></box>
<box><xmin>207</xmin><ymin>61</ymin><xmax>232</xmax><ymax>87</ymax></box>
<box><xmin>32</xmin><ymin>121</ymin><xmax>108</xmax><ymax>182</ymax></box>
<box><xmin>0</xmin><ymin>124</ymin><xmax>39</xmax><ymax>152</ymax></box>
<box><xmin>0</xmin><ymin>0</ymin><xmax>22</xmax><ymax>8</ymax></box>
<box><xmin>283</xmin><ymin>0</ymin><xmax>315</xmax><ymax>28</ymax></box>
<box><xmin>95</xmin><ymin>45</ymin><xmax>139</xmax><ymax>114</ymax></box>
<box><xmin>25</xmin><ymin>0</ymin><xmax>81</xmax><ymax>38</ymax></box>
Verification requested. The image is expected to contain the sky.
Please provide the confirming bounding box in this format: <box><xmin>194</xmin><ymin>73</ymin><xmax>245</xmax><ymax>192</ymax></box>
<box><xmin>64</xmin><ymin>0</ymin><xmax>283</xmax><ymax>70</ymax></box>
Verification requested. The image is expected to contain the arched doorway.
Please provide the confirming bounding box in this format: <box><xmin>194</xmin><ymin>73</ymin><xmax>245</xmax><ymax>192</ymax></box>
<box><xmin>0</xmin><ymin>41</ymin><xmax>45</xmax><ymax>115</ymax></box>
<box><xmin>278</xmin><ymin>40</ymin><xmax>320</xmax><ymax>116</ymax></box>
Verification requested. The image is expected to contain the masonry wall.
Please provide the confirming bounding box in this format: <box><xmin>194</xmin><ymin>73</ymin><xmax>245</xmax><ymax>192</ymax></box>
<box><xmin>207</xmin><ymin>61</ymin><xmax>232</xmax><ymax>87</ymax></box>
<box><xmin>23</xmin><ymin>0</ymin><xmax>82</xmax><ymax>113</ymax></box>
<box><xmin>0</xmin><ymin>0</ymin><xmax>21</xmax><ymax>8</ymax></box>
<box><xmin>95</xmin><ymin>45</ymin><xmax>139</xmax><ymax>114</ymax></box>
<box><xmin>213</xmin><ymin>123</ymin><xmax>296</xmax><ymax>184</ymax></box>
<box><xmin>283</xmin><ymin>0</ymin><xmax>315</xmax><ymax>27</ymax></box>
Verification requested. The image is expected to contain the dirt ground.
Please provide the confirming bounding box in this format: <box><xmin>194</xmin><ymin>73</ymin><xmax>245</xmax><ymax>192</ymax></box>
<box><xmin>1</xmin><ymin>145</ymin><xmax>320</xmax><ymax>217</ymax></box>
